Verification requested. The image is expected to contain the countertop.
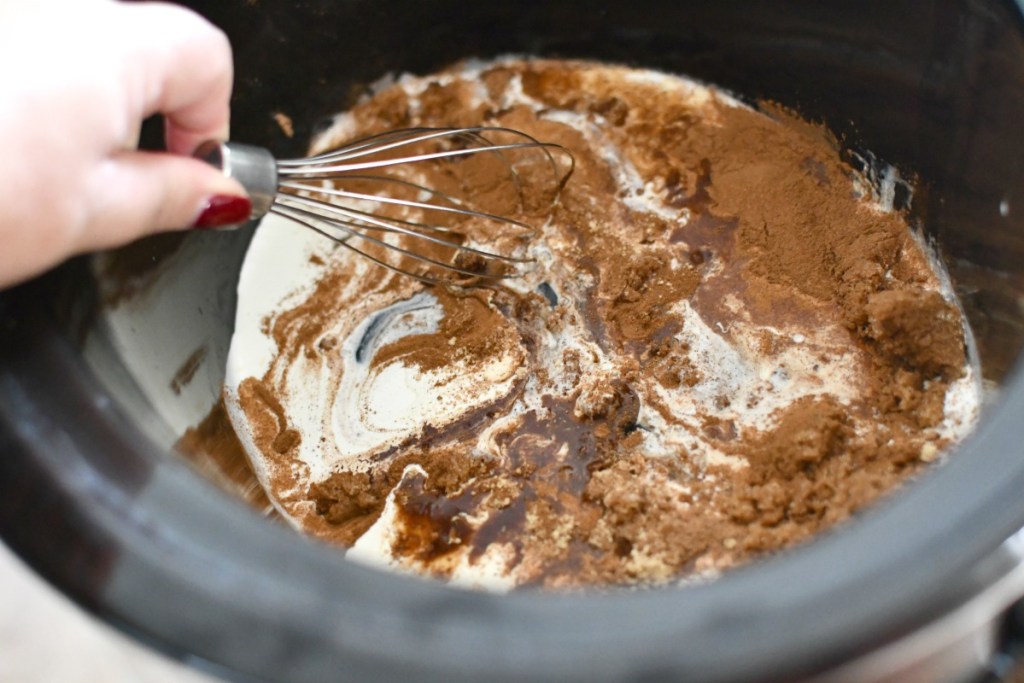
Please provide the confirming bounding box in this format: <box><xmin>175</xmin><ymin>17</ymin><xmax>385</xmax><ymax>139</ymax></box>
<box><xmin>0</xmin><ymin>542</ymin><xmax>220</xmax><ymax>683</ymax></box>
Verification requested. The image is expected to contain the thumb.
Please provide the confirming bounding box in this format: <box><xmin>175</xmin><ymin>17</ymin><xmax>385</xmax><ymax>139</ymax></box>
<box><xmin>80</xmin><ymin>149</ymin><xmax>251</xmax><ymax>251</ymax></box>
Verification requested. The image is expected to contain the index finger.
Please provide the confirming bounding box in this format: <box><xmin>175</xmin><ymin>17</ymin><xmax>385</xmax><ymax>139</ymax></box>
<box><xmin>120</xmin><ymin>2</ymin><xmax>234</xmax><ymax>154</ymax></box>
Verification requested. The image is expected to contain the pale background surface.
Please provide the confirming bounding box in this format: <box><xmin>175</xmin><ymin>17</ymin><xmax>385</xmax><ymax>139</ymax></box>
<box><xmin>8</xmin><ymin>537</ymin><xmax>1024</xmax><ymax>682</ymax></box>
<box><xmin>0</xmin><ymin>542</ymin><xmax>221</xmax><ymax>683</ymax></box>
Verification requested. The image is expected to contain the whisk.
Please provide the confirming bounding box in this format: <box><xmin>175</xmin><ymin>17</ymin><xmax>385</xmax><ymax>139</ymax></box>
<box><xmin>194</xmin><ymin>127</ymin><xmax>573</xmax><ymax>284</ymax></box>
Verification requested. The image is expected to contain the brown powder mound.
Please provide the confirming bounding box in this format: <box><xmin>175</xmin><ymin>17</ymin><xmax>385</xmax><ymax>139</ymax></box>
<box><xmin>744</xmin><ymin>396</ymin><xmax>851</xmax><ymax>484</ymax></box>
<box><xmin>862</xmin><ymin>289</ymin><xmax>966</xmax><ymax>380</ymax></box>
<box><xmin>210</xmin><ymin>58</ymin><xmax>978</xmax><ymax>589</ymax></box>
<box><xmin>727</xmin><ymin>396</ymin><xmax>856</xmax><ymax>536</ymax></box>
<box><xmin>371</xmin><ymin>287</ymin><xmax>522</xmax><ymax>374</ymax></box>
<box><xmin>721</xmin><ymin>395</ymin><xmax>928</xmax><ymax>558</ymax></box>
<box><xmin>602</xmin><ymin>251</ymin><xmax>700</xmax><ymax>343</ymax></box>
<box><xmin>582</xmin><ymin>454</ymin><xmax>710</xmax><ymax>584</ymax></box>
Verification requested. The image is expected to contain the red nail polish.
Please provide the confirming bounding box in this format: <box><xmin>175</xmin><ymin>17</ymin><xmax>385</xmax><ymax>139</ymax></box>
<box><xmin>192</xmin><ymin>195</ymin><xmax>253</xmax><ymax>229</ymax></box>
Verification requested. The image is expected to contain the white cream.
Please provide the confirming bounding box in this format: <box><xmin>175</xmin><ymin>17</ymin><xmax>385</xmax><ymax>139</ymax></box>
<box><xmin>328</xmin><ymin>291</ymin><xmax>526</xmax><ymax>468</ymax></box>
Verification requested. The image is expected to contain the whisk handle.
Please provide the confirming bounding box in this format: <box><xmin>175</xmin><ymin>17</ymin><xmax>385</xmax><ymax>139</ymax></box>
<box><xmin>194</xmin><ymin>140</ymin><xmax>278</xmax><ymax>222</ymax></box>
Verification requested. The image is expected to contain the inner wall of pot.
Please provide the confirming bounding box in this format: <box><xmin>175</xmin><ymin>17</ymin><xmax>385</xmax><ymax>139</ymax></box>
<box><xmin>83</xmin><ymin>0</ymin><xmax>1024</xmax><ymax>470</ymax></box>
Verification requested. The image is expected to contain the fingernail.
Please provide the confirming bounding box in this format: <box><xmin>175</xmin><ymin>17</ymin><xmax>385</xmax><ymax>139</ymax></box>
<box><xmin>192</xmin><ymin>195</ymin><xmax>252</xmax><ymax>229</ymax></box>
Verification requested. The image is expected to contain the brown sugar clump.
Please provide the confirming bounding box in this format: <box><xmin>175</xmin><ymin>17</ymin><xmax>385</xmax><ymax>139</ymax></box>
<box><xmin>862</xmin><ymin>289</ymin><xmax>966</xmax><ymax>381</ymax></box>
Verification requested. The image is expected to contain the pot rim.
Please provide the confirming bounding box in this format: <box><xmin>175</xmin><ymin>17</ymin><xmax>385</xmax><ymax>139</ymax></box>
<box><xmin>2</xmin><ymin>266</ymin><xmax>1024</xmax><ymax>683</ymax></box>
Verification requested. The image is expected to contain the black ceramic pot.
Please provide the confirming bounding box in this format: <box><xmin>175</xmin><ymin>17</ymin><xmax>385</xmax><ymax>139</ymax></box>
<box><xmin>3</xmin><ymin>1</ymin><xmax>1024</xmax><ymax>681</ymax></box>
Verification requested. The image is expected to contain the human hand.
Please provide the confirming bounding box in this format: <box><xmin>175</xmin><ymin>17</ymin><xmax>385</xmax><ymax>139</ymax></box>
<box><xmin>0</xmin><ymin>0</ymin><xmax>250</xmax><ymax>288</ymax></box>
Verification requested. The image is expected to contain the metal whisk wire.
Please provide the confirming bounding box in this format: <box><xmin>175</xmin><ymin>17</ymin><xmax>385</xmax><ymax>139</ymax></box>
<box><xmin>195</xmin><ymin>127</ymin><xmax>574</xmax><ymax>284</ymax></box>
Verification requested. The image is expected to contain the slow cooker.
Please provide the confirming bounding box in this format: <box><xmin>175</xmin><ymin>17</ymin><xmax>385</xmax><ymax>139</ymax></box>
<box><xmin>3</xmin><ymin>1</ymin><xmax>1024</xmax><ymax>681</ymax></box>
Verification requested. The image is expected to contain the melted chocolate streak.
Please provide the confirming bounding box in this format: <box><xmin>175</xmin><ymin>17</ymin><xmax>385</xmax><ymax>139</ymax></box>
<box><xmin>666</xmin><ymin>158</ymin><xmax>749</xmax><ymax>334</ymax></box>
<box><xmin>393</xmin><ymin>473</ymin><xmax>479</xmax><ymax>562</ymax></box>
<box><xmin>465</xmin><ymin>388</ymin><xmax>641</xmax><ymax>575</ymax></box>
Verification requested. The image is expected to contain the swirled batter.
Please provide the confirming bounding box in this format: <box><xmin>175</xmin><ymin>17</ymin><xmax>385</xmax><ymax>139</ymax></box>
<box><xmin>222</xmin><ymin>58</ymin><xmax>980</xmax><ymax>590</ymax></box>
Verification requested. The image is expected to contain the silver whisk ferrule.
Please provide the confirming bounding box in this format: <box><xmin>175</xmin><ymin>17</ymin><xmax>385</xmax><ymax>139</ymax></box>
<box><xmin>194</xmin><ymin>140</ymin><xmax>278</xmax><ymax>220</ymax></box>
